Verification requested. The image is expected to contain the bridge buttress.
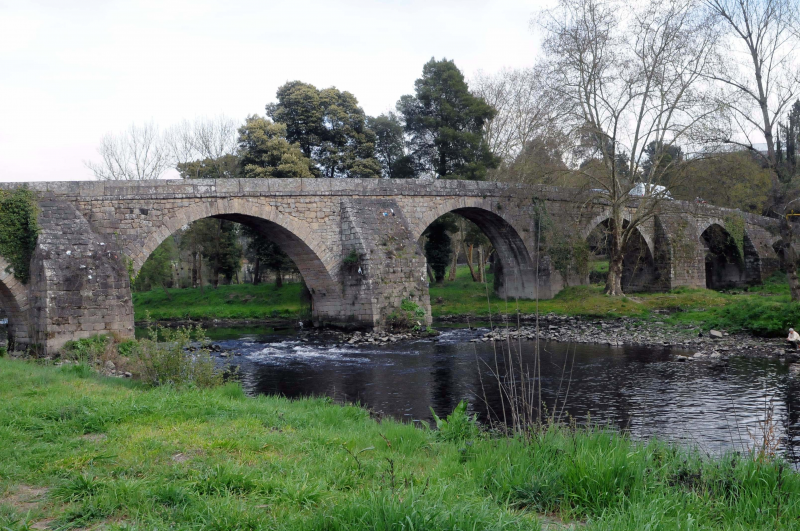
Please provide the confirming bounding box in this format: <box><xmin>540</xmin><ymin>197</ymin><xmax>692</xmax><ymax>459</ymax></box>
<box><xmin>30</xmin><ymin>201</ymin><xmax>134</xmax><ymax>354</ymax></box>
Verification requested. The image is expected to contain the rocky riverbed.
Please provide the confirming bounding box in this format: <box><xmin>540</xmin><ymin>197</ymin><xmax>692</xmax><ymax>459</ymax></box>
<box><xmin>467</xmin><ymin>313</ymin><xmax>800</xmax><ymax>362</ymax></box>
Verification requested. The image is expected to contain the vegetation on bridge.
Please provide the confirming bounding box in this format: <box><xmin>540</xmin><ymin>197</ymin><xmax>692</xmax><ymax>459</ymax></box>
<box><xmin>0</xmin><ymin>188</ymin><xmax>38</xmax><ymax>284</ymax></box>
<box><xmin>1</xmin><ymin>358</ymin><xmax>798</xmax><ymax>530</ymax></box>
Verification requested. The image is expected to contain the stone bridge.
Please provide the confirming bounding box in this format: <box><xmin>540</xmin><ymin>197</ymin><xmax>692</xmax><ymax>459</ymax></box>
<box><xmin>0</xmin><ymin>178</ymin><xmax>782</xmax><ymax>353</ymax></box>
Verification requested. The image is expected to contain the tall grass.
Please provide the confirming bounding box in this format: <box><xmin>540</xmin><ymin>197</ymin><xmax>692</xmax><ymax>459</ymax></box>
<box><xmin>0</xmin><ymin>358</ymin><xmax>797</xmax><ymax>530</ymax></box>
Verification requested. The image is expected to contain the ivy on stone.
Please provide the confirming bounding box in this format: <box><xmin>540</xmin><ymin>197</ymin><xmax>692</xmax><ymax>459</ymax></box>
<box><xmin>723</xmin><ymin>214</ymin><xmax>746</xmax><ymax>259</ymax></box>
<box><xmin>0</xmin><ymin>188</ymin><xmax>39</xmax><ymax>284</ymax></box>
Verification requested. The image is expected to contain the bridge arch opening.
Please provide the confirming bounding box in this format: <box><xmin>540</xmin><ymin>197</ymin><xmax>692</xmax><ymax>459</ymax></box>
<box><xmin>135</xmin><ymin>212</ymin><xmax>342</xmax><ymax>326</ymax></box>
<box><xmin>0</xmin><ymin>261</ymin><xmax>30</xmax><ymax>352</ymax></box>
<box><xmin>700</xmin><ymin>223</ymin><xmax>746</xmax><ymax>289</ymax></box>
<box><xmin>417</xmin><ymin>207</ymin><xmax>537</xmax><ymax>302</ymax></box>
<box><xmin>585</xmin><ymin>220</ymin><xmax>655</xmax><ymax>292</ymax></box>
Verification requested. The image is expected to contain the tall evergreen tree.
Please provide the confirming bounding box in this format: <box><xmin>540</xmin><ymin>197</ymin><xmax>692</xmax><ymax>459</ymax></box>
<box><xmin>266</xmin><ymin>82</ymin><xmax>381</xmax><ymax>178</ymax></box>
<box><xmin>397</xmin><ymin>58</ymin><xmax>499</xmax><ymax>180</ymax></box>
<box><xmin>366</xmin><ymin>113</ymin><xmax>415</xmax><ymax>178</ymax></box>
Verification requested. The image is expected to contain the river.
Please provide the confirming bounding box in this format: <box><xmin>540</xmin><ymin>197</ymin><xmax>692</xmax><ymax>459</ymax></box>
<box><xmin>150</xmin><ymin>324</ymin><xmax>800</xmax><ymax>465</ymax></box>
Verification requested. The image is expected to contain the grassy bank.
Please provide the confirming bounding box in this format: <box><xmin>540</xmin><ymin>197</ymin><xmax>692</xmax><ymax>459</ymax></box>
<box><xmin>133</xmin><ymin>267</ymin><xmax>800</xmax><ymax>336</ymax></box>
<box><xmin>1</xmin><ymin>358</ymin><xmax>798</xmax><ymax>530</ymax></box>
<box><xmin>132</xmin><ymin>282</ymin><xmax>304</xmax><ymax>321</ymax></box>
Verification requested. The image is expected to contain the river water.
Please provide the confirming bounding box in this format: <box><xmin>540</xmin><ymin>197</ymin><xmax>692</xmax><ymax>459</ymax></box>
<box><xmin>188</xmin><ymin>325</ymin><xmax>800</xmax><ymax>465</ymax></box>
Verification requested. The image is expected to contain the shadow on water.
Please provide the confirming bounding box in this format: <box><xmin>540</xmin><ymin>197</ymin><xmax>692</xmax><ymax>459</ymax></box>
<box><xmin>138</xmin><ymin>325</ymin><xmax>800</xmax><ymax>465</ymax></box>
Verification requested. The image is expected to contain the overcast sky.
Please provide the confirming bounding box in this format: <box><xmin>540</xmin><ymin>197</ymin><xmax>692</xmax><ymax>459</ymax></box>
<box><xmin>0</xmin><ymin>0</ymin><xmax>549</xmax><ymax>182</ymax></box>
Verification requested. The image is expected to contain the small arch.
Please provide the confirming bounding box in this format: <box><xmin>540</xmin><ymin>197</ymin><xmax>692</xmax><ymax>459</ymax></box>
<box><xmin>413</xmin><ymin>200</ymin><xmax>537</xmax><ymax>300</ymax></box>
<box><xmin>700</xmin><ymin>223</ymin><xmax>746</xmax><ymax>289</ymax></box>
<box><xmin>581</xmin><ymin>211</ymin><xmax>655</xmax><ymax>258</ymax></box>
<box><xmin>585</xmin><ymin>219</ymin><xmax>656</xmax><ymax>292</ymax></box>
<box><xmin>0</xmin><ymin>257</ymin><xmax>30</xmax><ymax>350</ymax></box>
<box><xmin>133</xmin><ymin>199</ymin><xmax>342</xmax><ymax>324</ymax></box>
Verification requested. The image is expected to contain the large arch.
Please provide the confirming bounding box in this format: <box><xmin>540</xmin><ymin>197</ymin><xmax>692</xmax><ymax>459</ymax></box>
<box><xmin>132</xmin><ymin>198</ymin><xmax>343</xmax><ymax>324</ymax></box>
<box><xmin>0</xmin><ymin>257</ymin><xmax>30</xmax><ymax>350</ymax></box>
<box><xmin>409</xmin><ymin>198</ymin><xmax>538</xmax><ymax>299</ymax></box>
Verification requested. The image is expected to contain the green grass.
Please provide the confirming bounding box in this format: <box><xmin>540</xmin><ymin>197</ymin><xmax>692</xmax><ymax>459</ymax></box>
<box><xmin>430</xmin><ymin>267</ymin><xmax>800</xmax><ymax>336</ymax></box>
<box><xmin>134</xmin><ymin>269</ymin><xmax>800</xmax><ymax>336</ymax></box>
<box><xmin>0</xmin><ymin>358</ymin><xmax>798</xmax><ymax>530</ymax></box>
<box><xmin>132</xmin><ymin>282</ymin><xmax>305</xmax><ymax>321</ymax></box>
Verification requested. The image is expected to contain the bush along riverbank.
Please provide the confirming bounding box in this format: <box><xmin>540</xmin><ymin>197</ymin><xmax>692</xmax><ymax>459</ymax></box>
<box><xmin>1</xmin><ymin>357</ymin><xmax>799</xmax><ymax>530</ymax></box>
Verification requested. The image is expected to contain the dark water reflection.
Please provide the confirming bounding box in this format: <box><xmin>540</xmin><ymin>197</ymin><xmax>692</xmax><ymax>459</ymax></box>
<box><xmin>164</xmin><ymin>326</ymin><xmax>800</xmax><ymax>465</ymax></box>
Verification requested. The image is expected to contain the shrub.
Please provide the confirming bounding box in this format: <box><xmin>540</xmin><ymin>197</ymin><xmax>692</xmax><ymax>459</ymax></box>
<box><xmin>135</xmin><ymin>324</ymin><xmax>224</xmax><ymax>388</ymax></box>
<box><xmin>387</xmin><ymin>299</ymin><xmax>427</xmax><ymax>331</ymax></box>
<box><xmin>61</xmin><ymin>334</ymin><xmax>110</xmax><ymax>364</ymax></box>
<box><xmin>0</xmin><ymin>346</ymin><xmax>6</xmax><ymax>358</ymax></box>
<box><xmin>430</xmin><ymin>401</ymin><xmax>480</xmax><ymax>443</ymax></box>
<box><xmin>116</xmin><ymin>339</ymin><xmax>138</xmax><ymax>358</ymax></box>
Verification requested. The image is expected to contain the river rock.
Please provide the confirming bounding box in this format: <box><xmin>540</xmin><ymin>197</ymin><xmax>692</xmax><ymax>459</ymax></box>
<box><xmin>104</xmin><ymin>360</ymin><xmax>115</xmax><ymax>372</ymax></box>
<box><xmin>709</xmin><ymin>330</ymin><xmax>724</xmax><ymax>339</ymax></box>
<box><xmin>789</xmin><ymin>363</ymin><xmax>800</xmax><ymax>376</ymax></box>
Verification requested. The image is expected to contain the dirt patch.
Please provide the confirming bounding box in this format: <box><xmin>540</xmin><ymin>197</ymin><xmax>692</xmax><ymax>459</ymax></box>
<box><xmin>1</xmin><ymin>484</ymin><xmax>49</xmax><ymax>512</ymax></box>
<box><xmin>540</xmin><ymin>514</ymin><xmax>584</xmax><ymax>530</ymax></box>
<box><xmin>171</xmin><ymin>450</ymin><xmax>205</xmax><ymax>463</ymax></box>
<box><xmin>30</xmin><ymin>517</ymin><xmax>56</xmax><ymax>529</ymax></box>
<box><xmin>80</xmin><ymin>433</ymin><xmax>107</xmax><ymax>442</ymax></box>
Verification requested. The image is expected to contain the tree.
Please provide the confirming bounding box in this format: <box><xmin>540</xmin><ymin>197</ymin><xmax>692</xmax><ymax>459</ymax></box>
<box><xmin>237</xmin><ymin>116</ymin><xmax>314</xmax><ymax>179</ymax></box>
<box><xmin>266</xmin><ymin>81</ymin><xmax>381</xmax><ymax>178</ymax></box>
<box><xmin>242</xmin><ymin>226</ymin><xmax>296</xmax><ymax>287</ymax></box>
<box><xmin>135</xmin><ymin>237</ymin><xmax>177</xmax><ymax>294</ymax></box>
<box><xmin>397</xmin><ymin>58</ymin><xmax>500</xmax><ymax>180</ymax></box>
<box><xmin>642</xmin><ymin>141</ymin><xmax>684</xmax><ymax>186</ymax></box>
<box><xmin>471</xmin><ymin>66</ymin><xmax>567</xmax><ymax>173</ymax></box>
<box><xmin>540</xmin><ymin>0</ymin><xmax>717</xmax><ymax>295</ymax></box>
<box><xmin>705</xmin><ymin>0</ymin><xmax>800</xmax><ymax>298</ymax></box>
<box><xmin>366</xmin><ymin>113</ymin><xmax>415</xmax><ymax>178</ymax></box>
<box><xmin>423</xmin><ymin>214</ymin><xmax>459</xmax><ymax>284</ymax></box>
<box><xmin>672</xmin><ymin>150</ymin><xmax>772</xmax><ymax>213</ymax></box>
<box><xmin>166</xmin><ymin>116</ymin><xmax>240</xmax><ymax>179</ymax></box>
<box><xmin>778</xmin><ymin>100</ymin><xmax>800</xmax><ymax>177</ymax></box>
<box><xmin>85</xmin><ymin>122</ymin><xmax>171</xmax><ymax>180</ymax></box>
<box><xmin>181</xmin><ymin>219</ymin><xmax>241</xmax><ymax>288</ymax></box>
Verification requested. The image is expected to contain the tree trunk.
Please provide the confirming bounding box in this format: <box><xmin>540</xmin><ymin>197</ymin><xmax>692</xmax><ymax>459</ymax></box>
<box><xmin>252</xmin><ymin>257</ymin><xmax>261</xmax><ymax>285</ymax></box>
<box><xmin>427</xmin><ymin>264</ymin><xmax>436</xmax><ymax>284</ymax></box>
<box><xmin>780</xmin><ymin>218</ymin><xmax>800</xmax><ymax>301</ymax></box>
<box><xmin>198</xmin><ymin>253</ymin><xmax>204</xmax><ymax>295</ymax></box>
<box><xmin>191</xmin><ymin>251</ymin><xmax>198</xmax><ymax>288</ymax></box>
<box><xmin>448</xmin><ymin>243</ymin><xmax>458</xmax><ymax>281</ymax></box>
<box><xmin>464</xmin><ymin>243</ymin><xmax>478</xmax><ymax>281</ymax></box>
<box><xmin>605</xmin><ymin>228</ymin><xmax>624</xmax><ymax>296</ymax></box>
<box><xmin>275</xmin><ymin>268</ymin><xmax>283</xmax><ymax>288</ymax></box>
<box><xmin>478</xmin><ymin>246</ymin><xmax>485</xmax><ymax>283</ymax></box>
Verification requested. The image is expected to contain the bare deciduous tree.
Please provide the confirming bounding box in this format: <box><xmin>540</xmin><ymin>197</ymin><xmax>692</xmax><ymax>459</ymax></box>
<box><xmin>705</xmin><ymin>0</ymin><xmax>800</xmax><ymax>299</ymax></box>
<box><xmin>540</xmin><ymin>0</ymin><xmax>718</xmax><ymax>295</ymax></box>
<box><xmin>85</xmin><ymin>122</ymin><xmax>171</xmax><ymax>181</ymax></box>
<box><xmin>471</xmin><ymin>66</ymin><xmax>570</xmax><ymax>184</ymax></box>
<box><xmin>165</xmin><ymin>115</ymin><xmax>240</xmax><ymax>179</ymax></box>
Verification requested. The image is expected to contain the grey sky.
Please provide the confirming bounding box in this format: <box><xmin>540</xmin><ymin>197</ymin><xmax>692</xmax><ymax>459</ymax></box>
<box><xmin>0</xmin><ymin>0</ymin><xmax>547</xmax><ymax>182</ymax></box>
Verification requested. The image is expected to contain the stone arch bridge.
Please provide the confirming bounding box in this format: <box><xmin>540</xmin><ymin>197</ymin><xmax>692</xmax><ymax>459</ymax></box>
<box><xmin>0</xmin><ymin>178</ymin><xmax>781</xmax><ymax>353</ymax></box>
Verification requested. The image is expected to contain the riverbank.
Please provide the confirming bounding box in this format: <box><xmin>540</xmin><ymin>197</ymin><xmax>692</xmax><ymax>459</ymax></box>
<box><xmin>133</xmin><ymin>267</ymin><xmax>800</xmax><ymax>339</ymax></box>
<box><xmin>1</xmin><ymin>358</ymin><xmax>797</xmax><ymax>530</ymax></box>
